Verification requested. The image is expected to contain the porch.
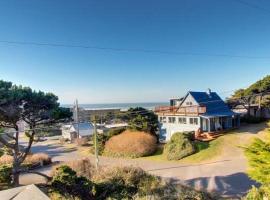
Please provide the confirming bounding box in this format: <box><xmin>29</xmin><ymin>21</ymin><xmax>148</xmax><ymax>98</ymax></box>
<box><xmin>196</xmin><ymin>115</ymin><xmax>240</xmax><ymax>141</ymax></box>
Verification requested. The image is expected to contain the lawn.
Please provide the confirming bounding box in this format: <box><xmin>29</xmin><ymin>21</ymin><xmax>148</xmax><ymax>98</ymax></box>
<box><xmin>140</xmin><ymin>122</ymin><xmax>270</xmax><ymax>163</ymax></box>
<box><xmin>139</xmin><ymin>133</ymin><xmax>239</xmax><ymax>163</ymax></box>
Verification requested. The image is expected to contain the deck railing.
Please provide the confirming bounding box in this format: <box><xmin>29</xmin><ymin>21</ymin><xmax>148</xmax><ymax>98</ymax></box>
<box><xmin>154</xmin><ymin>105</ymin><xmax>206</xmax><ymax>115</ymax></box>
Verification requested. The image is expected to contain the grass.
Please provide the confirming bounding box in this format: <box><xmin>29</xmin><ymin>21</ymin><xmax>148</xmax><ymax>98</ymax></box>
<box><xmin>181</xmin><ymin>135</ymin><xmax>235</xmax><ymax>163</ymax></box>
<box><xmin>140</xmin><ymin>133</ymin><xmax>239</xmax><ymax>163</ymax></box>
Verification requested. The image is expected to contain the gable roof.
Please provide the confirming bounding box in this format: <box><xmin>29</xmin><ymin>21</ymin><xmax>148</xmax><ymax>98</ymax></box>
<box><xmin>68</xmin><ymin>122</ymin><xmax>94</xmax><ymax>136</ymax></box>
<box><xmin>184</xmin><ymin>91</ymin><xmax>235</xmax><ymax>117</ymax></box>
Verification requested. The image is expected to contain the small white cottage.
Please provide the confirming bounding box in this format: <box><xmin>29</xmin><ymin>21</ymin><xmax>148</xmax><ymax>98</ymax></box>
<box><xmin>61</xmin><ymin>122</ymin><xmax>94</xmax><ymax>141</ymax></box>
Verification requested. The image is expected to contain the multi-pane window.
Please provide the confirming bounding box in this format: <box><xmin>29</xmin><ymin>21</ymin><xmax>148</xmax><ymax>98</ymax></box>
<box><xmin>159</xmin><ymin>117</ymin><xmax>167</xmax><ymax>123</ymax></box>
<box><xmin>178</xmin><ymin>117</ymin><xmax>187</xmax><ymax>124</ymax></box>
<box><xmin>168</xmin><ymin>117</ymin><xmax>176</xmax><ymax>123</ymax></box>
<box><xmin>189</xmin><ymin>118</ymin><xmax>198</xmax><ymax>125</ymax></box>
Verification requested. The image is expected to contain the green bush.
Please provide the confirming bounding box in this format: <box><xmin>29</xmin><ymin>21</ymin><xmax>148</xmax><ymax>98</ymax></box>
<box><xmin>0</xmin><ymin>148</ymin><xmax>3</xmax><ymax>157</ymax></box>
<box><xmin>107</xmin><ymin>127</ymin><xmax>126</xmax><ymax>137</ymax></box>
<box><xmin>164</xmin><ymin>132</ymin><xmax>195</xmax><ymax>160</ymax></box>
<box><xmin>93</xmin><ymin>166</ymin><xmax>215</xmax><ymax>200</ymax></box>
<box><xmin>245</xmin><ymin>186</ymin><xmax>266</xmax><ymax>200</ymax></box>
<box><xmin>51</xmin><ymin>165</ymin><xmax>94</xmax><ymax>200</ymax></box>
<box><xmin>94</xmin><ymin>166</ymin><xmax>163</xmax><ymax>199</ymax></box>
<box><xmin>0</xmin><ymin>165</ymin><xmax>12</xmax><ymax>188</ymax></box>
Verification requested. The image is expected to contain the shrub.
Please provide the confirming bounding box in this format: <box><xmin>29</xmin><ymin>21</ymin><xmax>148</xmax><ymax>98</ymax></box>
<box><xmin>164</xmin><ymin>132</ymin><xmax>195</xmax><ymax>160</ymax></box>
<box><xmin>245</xmin><ymin>186</ymin><xmax>266</xmax><ymax>200</ymax></box>
<box><xmin>107</xmin><ymin>127</ymin><xmax>126</xmax><ymax>137</ymax></box>
<box><xmin>91</xmin><ymin>127</ymin><xmax>126</xmax><ymax>155</ymax></box>
<box><xmin>28</xmin><ymin>153</ymin><xmax>52</xmax><ymax>165</ymax></box>
<box><xmin>0</xmin><ymin>165</ymin><xmax>12</xmax><ymax>189</ymax></box>
<box><xmin>0</xmin><ymin>155</ymin><xmax>13</xmax><ymax>165</ymax></box>
<box><xmin>0</xmin><ymin>148</ymin><xmax>3</xmax><ymax>157</ymax></box>
<box><xmin>93</xmin><ymin>166</ymin><xmax>215</xmax><ymax>200</ymax></box>
<box><xmin>66</xmin><ymin>158</ymin><xmax>94</xmax><ymax>180</ymax></box>
<box><xmin>93</xmin><ymin>166</ymin><xmax>162</xmax><ymax>199</ymax></box>
<box><xmin>51</xmin><ymin>165</ymin><xmax>94</xmax><ymax>200</ymax></box>
<box><xmin>0</xmin><ymin>153</ymin><xmax>51</xmax><ymax>166</ymax></box>
<box><xmin>74</xmin><ymin>137</ymin><xmax>89</xmax><ymax>146</ymax></box>
<box><xmin>104</xmin><ymin>130</ymin><xmax>157</xmax><ymax>158</ymax></box>
<box><xmin>91</xmin><ymin>134</ymin><xmax>109</xmax><ymax>155</ymax></box>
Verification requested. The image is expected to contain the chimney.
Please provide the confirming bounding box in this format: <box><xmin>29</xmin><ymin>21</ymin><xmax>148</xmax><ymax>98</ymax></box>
<box><xmin>207</xmin><ymin>88</ymin><xmax>212</xmax><ymax>97</ymax></box>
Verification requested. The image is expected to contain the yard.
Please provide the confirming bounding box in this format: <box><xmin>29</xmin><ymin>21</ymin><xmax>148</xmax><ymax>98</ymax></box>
<box><xmin>140</xmin><ymin>121</ymin><xmax>270</xmax><ymax>164</ymax></box>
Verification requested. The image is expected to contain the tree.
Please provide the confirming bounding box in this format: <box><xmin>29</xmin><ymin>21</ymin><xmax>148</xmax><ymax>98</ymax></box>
<box><xmin>0</xmin><ymin>80</ymin><xmax>72</xmax><ymax>186</ymax></box>
<box><xmin>244</xmin><ymin>138</ymin><xmax>270</xmax><ymax>198</ymax></box>
<box><xmin>126</xmin><ymin>107</ymin><xmax>158</xmax><ymax>137</ymax></box>
<box><xmin>228</xmin><ymin>75</ymin><xmax>270</xmax><ymax>117</ymax></box>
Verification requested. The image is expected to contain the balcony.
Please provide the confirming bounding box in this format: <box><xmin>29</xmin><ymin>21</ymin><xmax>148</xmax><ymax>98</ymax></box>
<box><xmin>154</xmin><ymin>105</ymin><xmax>206</xmax><ymax>116</ymax></box>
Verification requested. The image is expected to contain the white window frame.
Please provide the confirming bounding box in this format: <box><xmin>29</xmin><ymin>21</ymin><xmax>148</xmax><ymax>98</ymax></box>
<box><xmin>178</xmin><ymin>117</ymin><xmax>187</xmax><ymax>124</ymax></box>
<box><xmin>168</xmin><ymin>117</ymin><xmax>176</xmax><ymax>124</ymax></box>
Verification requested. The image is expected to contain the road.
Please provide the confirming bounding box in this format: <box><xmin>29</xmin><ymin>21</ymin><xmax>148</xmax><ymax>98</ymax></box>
<box><xmin>20</xmin><ymin>123</ymin><xmax>268</xmax><ymax>199</ymax></box>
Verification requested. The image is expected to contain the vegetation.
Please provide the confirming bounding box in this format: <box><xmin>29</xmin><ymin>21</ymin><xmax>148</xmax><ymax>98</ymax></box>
<box><xmin>104</xmin><ymin>130</ymin><xmax>157</xmax><ymax>158</ymax></box>
<box><xmin>163</xmin><ymin>132</ymin><xmax>195</xmax><ymax>160</ymax></box>
<box><xmin>244</xmin><ymin>137</ymin><xmax>270</xmax><ymax>199</ymax></box>
<box><xmin>74</xmin><ymin>137</ymin><xmax>89</xmax><ymax>146</ymax></box>
<box><xmin>52</xmin><ymin>158</ymin><xmax>94</xmax><ymax>180</ymax></box>
<box><xmin>51</xmin><ymin>165</ymin><xmax>94</xmax><ymax>200</ymax></box>
<box><xmin>232</xmin><ymin>75</ymin><xmax>270</xmax><ymax>98</ymax></box>
<box><xmin>0</xmin><ymin>80</ymin><xmax>72</xmax><ymax>186</ymax></box>
<box><xmin>0</xmin><ymin>153</ymin><xmax>51</xmax><ymax>167</ymax></box>
<box><xmin>49</xmin><ymin>161</ymin><xmax>215</xmax><ymax>200</ymax></box>
<box><xmin>91</xmin><ymin>127</ymin><xmax>126</xmax><ymax>155</ymax></box>
<box><xmin>126</xmin><ymin>107</ymin><xmax>159</xmax><ymax>138</ymax></box>
<box><xmin>0</xmin><ymin>165</ymin><xmax>12</xmax><ymax>189</ymax></box>
<box><xmin>228</xmin><ymin>75</ymin><xmax>270</xmax><ymax>120</ymax></box>
<box><xmin>93</xmin><ymin>166</ymin><xmax>162</xmax><ymax>199</ymax></box>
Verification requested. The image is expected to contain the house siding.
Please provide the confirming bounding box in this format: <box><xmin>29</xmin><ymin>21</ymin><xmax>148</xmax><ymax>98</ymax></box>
<box><xmin>181</xmin><ymin>93</ymin><xmax>199</xmax><ymax>107</ymax></box>
<box><xmin>159</xmin><ymin>116</ymin><xmax>200</xmax><ymax>141</ymax></box>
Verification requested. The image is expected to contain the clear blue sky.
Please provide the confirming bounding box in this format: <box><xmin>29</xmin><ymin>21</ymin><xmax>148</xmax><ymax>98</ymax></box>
<box><xmin>0</xmin><ymin>0</ymin><xmax>270</xmax><ymax>104</ymax></box>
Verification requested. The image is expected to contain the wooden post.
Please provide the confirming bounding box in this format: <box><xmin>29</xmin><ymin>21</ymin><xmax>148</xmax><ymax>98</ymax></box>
<box><xmin>208</xmin><ymin>118</ymin><xmax>211</xmax><ymax>132</ymax></box>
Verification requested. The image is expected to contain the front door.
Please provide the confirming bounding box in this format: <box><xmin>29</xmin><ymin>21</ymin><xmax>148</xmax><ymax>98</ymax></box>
<box><xmin>202</xmin><ymin>118</ymin><xmax>208</xmax><ymax>132</ymax></box>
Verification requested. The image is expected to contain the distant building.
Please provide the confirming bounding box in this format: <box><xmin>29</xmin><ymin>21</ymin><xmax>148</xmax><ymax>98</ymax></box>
<box><xmin>72</xmin><ymin>107</ymin><xmax>121</xmax><ymax>123</ymax></box>
<box><xmin>233</xmin><ymin>104</ymin><xmax>270</xmax><ymax>119</ymax></box>
<box><xmin>155</xmin><ymin>90</ymin><xmax>240</xmax><ymax>141</ymax></box>
<box><xmin>62</xmin><ymin>122</ymin><xmax>94</xmax><ymax>141</ymax></box>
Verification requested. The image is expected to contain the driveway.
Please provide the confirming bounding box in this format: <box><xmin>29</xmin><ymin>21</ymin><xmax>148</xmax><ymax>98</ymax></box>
<box><xmin>19</xmin><ymin>123</ymin><xmax>268</xmax><ymax>199</ymax></box>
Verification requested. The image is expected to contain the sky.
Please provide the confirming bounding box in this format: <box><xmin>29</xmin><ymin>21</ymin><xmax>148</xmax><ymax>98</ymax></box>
<box><xmin>0</xmin><ymin>0</ymin><xmax>270</xmax><ymax>104</ymax></box>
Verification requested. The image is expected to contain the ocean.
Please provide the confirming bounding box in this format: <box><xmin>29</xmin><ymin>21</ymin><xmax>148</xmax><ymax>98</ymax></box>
<box><xmin>62</xmin><ymin>102</ymin><xmax>168</xmax><ymax>111</ymax></box>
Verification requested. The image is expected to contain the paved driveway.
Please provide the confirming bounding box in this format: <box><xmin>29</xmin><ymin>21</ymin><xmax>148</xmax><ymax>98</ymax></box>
<box><xmin>20</xmin><ymin>123</ymin><xmax>268</xmax><ymax>199</ymax></box>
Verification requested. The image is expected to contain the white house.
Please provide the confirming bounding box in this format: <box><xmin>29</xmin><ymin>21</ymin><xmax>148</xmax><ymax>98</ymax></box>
<box><xmin>61</xmin><ymin>122</ymin><xmax>94</xmax><ymax>141</ymax></box>
<box><xmin>155</xmin><ymin>90</ymin><xmax>240</xmax><ymax>141</ymax></box>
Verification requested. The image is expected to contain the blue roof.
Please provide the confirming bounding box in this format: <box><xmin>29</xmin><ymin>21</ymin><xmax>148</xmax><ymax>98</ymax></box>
<box><xmin>188</xmin><ymin>91</ymin><xmax>235</xmax><ymax>117</ymax></box>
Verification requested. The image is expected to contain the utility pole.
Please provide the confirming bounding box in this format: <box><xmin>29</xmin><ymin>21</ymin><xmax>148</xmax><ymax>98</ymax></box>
<box><xmin>93</xmin><ymin>115</ymin><xmax>99</xmax><ymax>170</ymax></box>
<box><xmin>75</xmin><ymin>99</ymin><xmax>80</xmax><ymax>138</ymax></box>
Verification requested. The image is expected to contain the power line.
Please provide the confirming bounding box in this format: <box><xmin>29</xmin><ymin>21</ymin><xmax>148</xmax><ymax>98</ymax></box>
<box><xmin>232</xmin><ymin>0</ymin><xmax>270</xmax><ymax>14</ymax></box>
<box><xmin>0</xmin><ymin>40</ymin><xmax>270</xmax><ymax>59</ymax></box>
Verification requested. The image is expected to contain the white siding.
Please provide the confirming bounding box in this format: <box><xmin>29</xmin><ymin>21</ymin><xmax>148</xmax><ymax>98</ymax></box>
<box><xmin>181</xmin><ymin>93</ymin><xmax>199</xmax><ymax>107</ymax></box>
<box><xmin>159</xmin><ymin>115</ymin><xmax>200</xmax><ymax>141</ymax></box>
<box><xmin>62</xmin><ymin>128</ymin><xmax>72</xmax><ymax>140</ymax></box>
